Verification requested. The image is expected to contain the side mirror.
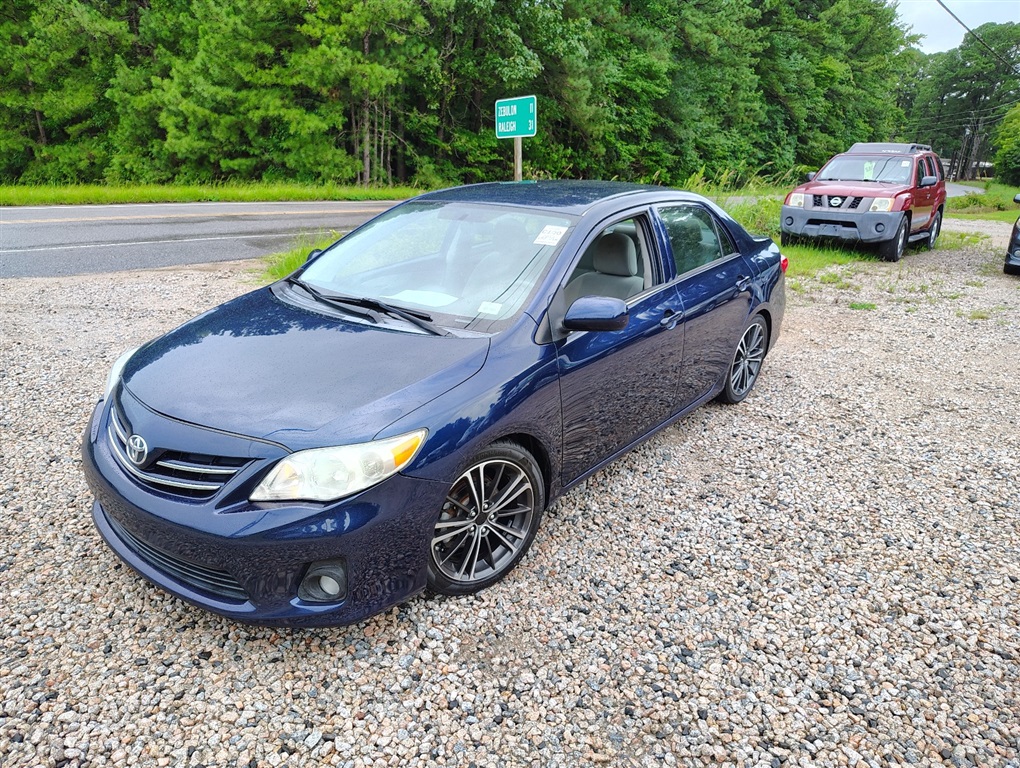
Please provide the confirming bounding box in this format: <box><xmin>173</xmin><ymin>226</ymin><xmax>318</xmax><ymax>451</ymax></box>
<box><xmin>920</xmin><ymin>175</ymin><xmax>938</xmax><ymax>188</ymax></box>
<box><xmin>562</xmin><ymin>296</ymin><xmax>629</xmax><ymax>332</ymax></box>
<box><xmin>1013</xmin><ymin>193</ymin><xmax>1020</xmax><ymax>205</ymax></box>
<box><xmin>306</xmin><ymin>249</ymin><xmax>323</xmax><ymax>263</ymax></box>
<box><xmin>805</xmin><ymin>171</ymin><xmax>816</xmax><ymax>182</ymax></box>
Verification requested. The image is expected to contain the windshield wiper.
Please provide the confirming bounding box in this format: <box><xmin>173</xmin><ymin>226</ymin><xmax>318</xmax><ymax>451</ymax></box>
<box><xmin>287</xmin><ymin>278</ymin><xmax>449</xmax><ymax>337</ymax></box>
<box><xmin>286</xmin><ymin>277</ymin><xmax>377</xmax><ymax>323</ymax></box>
<box><xmin>331</xmin><ymin>295</ymin><xmax>450</xmax><ymax>337</ymax></box>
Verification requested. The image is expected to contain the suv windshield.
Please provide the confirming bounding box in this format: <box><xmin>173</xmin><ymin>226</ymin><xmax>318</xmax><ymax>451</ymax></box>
<box><xmin>298</xmin><ymin>201</ymin><xmax>575</xmax><ymax>334</ymax></box>
<box><xmin>817</xmin><ymin>155</ymin><xmax>914</xmax><ymax>184</ymax></box>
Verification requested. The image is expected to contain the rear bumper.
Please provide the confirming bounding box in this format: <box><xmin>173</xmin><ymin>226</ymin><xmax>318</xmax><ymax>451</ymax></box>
<box><xmin>781</xmin><ymin>206</ymin><xmax>904</xmax><ymax>244</ymax></box>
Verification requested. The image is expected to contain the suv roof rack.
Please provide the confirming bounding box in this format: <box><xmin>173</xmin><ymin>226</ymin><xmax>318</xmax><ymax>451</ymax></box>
<box><xmin>847</xmin><ymin>142</ymin><xmax>932</xmax><ymax>154</ymax></box>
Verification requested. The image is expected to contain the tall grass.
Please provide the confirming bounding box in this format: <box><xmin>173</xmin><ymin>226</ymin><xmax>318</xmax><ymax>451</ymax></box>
<box><xmin>0</xmin><ymin>182</ymin><xmax>420</xmax><ymax>206</ymax></box>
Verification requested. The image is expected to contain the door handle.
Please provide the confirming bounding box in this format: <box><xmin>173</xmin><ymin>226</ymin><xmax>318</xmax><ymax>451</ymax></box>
<box><xmin>659</xmin><ymin>310</ymin><xmax>683</xmax><ymax>329</ymax></box>
<box><xmin>736</xmin><ymin>276</ymin><xmax>752</xmax><ymax>292</ymax></box>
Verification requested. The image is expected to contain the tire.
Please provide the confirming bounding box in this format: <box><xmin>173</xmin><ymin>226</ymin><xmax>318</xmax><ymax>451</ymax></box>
<box><xmin>879</xmin><ymin>217</ymin><xmax>907</xmax><ymax>262</ymax></box>
<box><xmin>718</xmin><ymin>315</ymin><xmax>768</xmax><ymax>404</ymax></box>
<box><xmin>780</xmin><ymin>231</ymin><xmax>793</xmax><ymax>247</ymax></box>
<box><xmin>427</xmin><ymin>442</ymin><xmax>545</xmax><ymax>595</ymax></box>
<box><xmin>927</xmin><ymin>211</ymin><xmax>942</xmax><ymax>251</ymax></box>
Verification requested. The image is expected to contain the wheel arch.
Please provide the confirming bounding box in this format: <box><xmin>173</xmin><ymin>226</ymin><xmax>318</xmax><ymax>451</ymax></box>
<box><xmin>751</xmin><ymin>307</ymin><xmax>774</xmax><ymax>353</ymax></box>
<box><xmin>497</xmin><ymin>432</ymin><xmax>554</xmax><ymax>504</ymax></box>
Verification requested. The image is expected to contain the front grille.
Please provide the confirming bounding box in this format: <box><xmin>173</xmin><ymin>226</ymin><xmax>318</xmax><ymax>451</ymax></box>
<box><xmin>108</xmin><ymin>403</ymin><xmax>248</xmax><ymax>500</ymax></box>
<box><xmin>108</xmin><ymin>515</ymin><xmax>249</xmax><ymax>602</ymax></box>
<box><xmin>813</xmin><ymin>194</ymin><xmax>823</xmax><ymax>207</ymax></box>
<box><xmin>847</xmin><ymin>196</ymin><xmax>863</xmax><ymax>209</ymax></box>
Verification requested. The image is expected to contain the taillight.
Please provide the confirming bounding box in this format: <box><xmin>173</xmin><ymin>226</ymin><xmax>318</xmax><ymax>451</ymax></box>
<box><xmin>780</xmin><ymin>254</ymin><xmax>789</xmax><ymax>273</ymax></box>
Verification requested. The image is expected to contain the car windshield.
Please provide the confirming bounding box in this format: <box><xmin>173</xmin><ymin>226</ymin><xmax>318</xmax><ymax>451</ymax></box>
<box><xmin>298</xmin><ymin>201</ymin><xmax>575</xmax><ymax>334</ymax></box>
<box><xmin>817</xmin><ymin>155</ymin><xmax>913</xmax><ymax>183</ymax></box>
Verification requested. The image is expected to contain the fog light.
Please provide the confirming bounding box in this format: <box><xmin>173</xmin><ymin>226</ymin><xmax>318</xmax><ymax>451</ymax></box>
<box><xmin>298</xmin><ymin>560</ymin><xmax>348</xmax><ymax>603</ymax></box>
<box><xmin>784</xmin><ymin>216</ymin><xmax>794</xmax><ymax>226</ymax></box>
<box><xmin>875</xmin><ymin>223</ymin><xmax>885</xmax><ymax>233</ymax></box>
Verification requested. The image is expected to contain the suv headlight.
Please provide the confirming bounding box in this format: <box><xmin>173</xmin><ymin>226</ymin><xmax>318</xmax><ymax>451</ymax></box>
<box><xmin>103</xmin><ymin>346</ymin><xmax>140</xmax><ymax>401</ymax></box>
<box><xmin>250</xmin><ymin>429</ymin><xmax>427</xmax><ymax>502</ymax></box>
<box><xmin>786</xmin><ymin>193</ymin><xmax>805</xmax><ymax>208</ymax></box>
<box><xmin>869</xmin><ymin>198</ymin><xmax>893</xmax><ymax>212</ymax></box>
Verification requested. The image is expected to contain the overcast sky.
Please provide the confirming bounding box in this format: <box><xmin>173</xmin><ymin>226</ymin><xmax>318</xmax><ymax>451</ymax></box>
<box><xmin>896</xmin><ymin>0</ymin><xmax>1018</xmax><ymax>53</ymax></box>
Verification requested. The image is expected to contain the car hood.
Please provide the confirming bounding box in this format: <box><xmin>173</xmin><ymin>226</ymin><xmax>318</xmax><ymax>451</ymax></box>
<box><xmin>122</xmin><ymin>287</ymin><xmax>490</xmax><ymax>449</ymax></box>
<box><xmin>795</xmin><ymin>179</ymin><xmax>911</xmax><ymax>198</ymax></box>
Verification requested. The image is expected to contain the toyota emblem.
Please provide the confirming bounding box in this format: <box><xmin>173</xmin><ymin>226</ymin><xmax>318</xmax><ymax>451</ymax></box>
<box><xmin>126</xmin><ymin>434</ymin><xmax>149</xmax><ymax>466</ymax></box>
<box><xmin>829</xmin><ymin>196</ymin><xmax>843</xmax><ymax>207</ymax></box>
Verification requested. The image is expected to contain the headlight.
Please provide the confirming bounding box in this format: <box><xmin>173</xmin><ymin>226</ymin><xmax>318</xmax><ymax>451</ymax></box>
<box><xmin>103</xmin><ymin>346</ymin><xmax>140</xmax><ymax>401</ymax></box>
<box><xmin>786</xmin><ymin>193</ymin><xmax>805</xmax><ymax>208</ymax></box>
<box><xmin>869</xmin><ymin>198</ymin><xmax>893</xmax><ymax>212</ymax></box>
<box><xmin>250</xmin><ymin>429</ymin><xmax>427</xmax><ymax>502</ymax></box>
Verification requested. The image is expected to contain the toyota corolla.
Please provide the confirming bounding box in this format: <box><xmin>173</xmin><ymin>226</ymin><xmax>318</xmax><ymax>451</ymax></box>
<box><xmin>83</xmin><ymin>181</ymin><xmax>787</xmax><ymax>626</ymax></box>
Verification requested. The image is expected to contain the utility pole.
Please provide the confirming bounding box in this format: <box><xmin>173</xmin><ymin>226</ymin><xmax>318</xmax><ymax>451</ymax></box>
<box><xmin>966</xmin><ymin>117</ymin><xmax>985</xmax><ymax>180</ymax></box>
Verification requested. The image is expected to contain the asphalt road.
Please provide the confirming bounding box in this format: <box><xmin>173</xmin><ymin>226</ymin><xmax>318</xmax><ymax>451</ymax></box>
<box><xmin>0</xmin><ymin>200</ymin><xmax>397</xmax><ymax>278</ymax></box>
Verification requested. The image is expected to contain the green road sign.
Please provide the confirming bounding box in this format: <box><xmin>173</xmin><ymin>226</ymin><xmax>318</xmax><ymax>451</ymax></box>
<box><xmin>495</xmin><ymin>95</ymin><xmax>537</xmax><ymax>139</ymax></box>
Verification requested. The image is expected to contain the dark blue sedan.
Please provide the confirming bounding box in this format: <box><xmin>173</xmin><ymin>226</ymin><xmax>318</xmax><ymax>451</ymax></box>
<box><xmin>83</xmin><ymin>181</ymin><xmax>787</xmax><ymax>626</ymax></box>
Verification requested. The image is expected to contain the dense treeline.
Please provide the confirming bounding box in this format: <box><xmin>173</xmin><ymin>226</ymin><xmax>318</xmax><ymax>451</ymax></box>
<box><xmin>898</xmin><ymin>22</ymin><xmax>1020</xmax><ymax>181</ymax></box>
<box><xmin>0</xmin><ymin>0</ymin><xmax>927</xmax><ymax>186</ymax></box>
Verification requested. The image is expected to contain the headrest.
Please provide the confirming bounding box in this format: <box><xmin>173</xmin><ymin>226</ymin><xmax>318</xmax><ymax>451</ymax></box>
<box><xmin>593</xmin><ymin>232</ymin><xmax>637</xmax><ymax>276</ymax></box>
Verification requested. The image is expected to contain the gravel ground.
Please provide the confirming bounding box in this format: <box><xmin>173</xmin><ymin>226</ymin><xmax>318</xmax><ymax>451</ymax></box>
<box><xmin>1</xmin><ymin>221</ymin><xmax>1018</xmax><ymax>767</ymax></box>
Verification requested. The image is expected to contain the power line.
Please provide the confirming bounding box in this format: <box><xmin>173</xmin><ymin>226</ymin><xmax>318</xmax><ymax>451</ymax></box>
<box><xmin>933</xmin><ymin>0</ymin><xmax>1020</xmax><ymax>75</ymax></box>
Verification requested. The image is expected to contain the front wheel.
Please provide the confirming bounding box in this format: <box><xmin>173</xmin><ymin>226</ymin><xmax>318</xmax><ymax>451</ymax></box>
<box><xmin>427</xmin><ymin>442</ymin><xmax>545</xmax><ymax>596</ymax></box>
<box><xmin>879</xmin><ymin>217</ymin><xmax>907</xmax><ymax>262</ymax></box>
<box><xmin>718</xmin><ymin>315</ymin><xmax>768</xmax><ymax>404</ymax></box>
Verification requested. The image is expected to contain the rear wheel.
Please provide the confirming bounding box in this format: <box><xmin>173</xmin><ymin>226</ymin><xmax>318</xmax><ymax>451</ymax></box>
<box><xmin>718</xmin><ymin>315</ymin><xmax>768</xmax><ymax>404</ymax></box>
<box><xmin>427</xmin><ymin>442</ymin><xmax>545</xmax><ymax>596</ymax></box>
<box><xmin>879</xmin><ymin>217</ymin><xmax>907</xmax><ymax>262</ymax></box>
<box><xmin>927</xmin><ymin>211</ymin><xmax>942</xmax><ymax>250</ymax></box>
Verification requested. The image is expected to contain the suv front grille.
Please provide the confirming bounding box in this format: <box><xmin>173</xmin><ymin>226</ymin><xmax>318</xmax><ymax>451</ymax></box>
<box><xmin>108</xmin><ymin>402</ymin><xmax>248</xmax><ymax>500</ymax></box>
<box><xmin>811</xmin><ymin>195</ymin><xmax>864</xmax><ymax>210</ymax></box>
<box><xmin>108</xmin><ymin>515</ymin><xmax>248</xmax><ymax>602</ymax></box>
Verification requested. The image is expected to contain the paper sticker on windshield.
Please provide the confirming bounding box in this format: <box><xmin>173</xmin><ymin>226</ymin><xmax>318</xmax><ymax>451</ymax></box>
<box><xmin>901</xmin><ymin>160</ymin><xmax>910</xmax><ymax>167</ymax></box>
<box><xmin>478</xmin><ymin>301</ymin><xmax>503</xmax><ymax>316</ymax></box>
<box><xmin>534</xmin><ymin>225</ymin><xmax>568</xmax><ymax>246</ymax></box>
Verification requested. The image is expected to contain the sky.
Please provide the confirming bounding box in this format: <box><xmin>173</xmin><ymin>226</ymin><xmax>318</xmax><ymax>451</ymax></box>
<box><xmin>896</xmin><ymin>0</ymin><xmax>1018</xmax><ymax>53</ymax></box>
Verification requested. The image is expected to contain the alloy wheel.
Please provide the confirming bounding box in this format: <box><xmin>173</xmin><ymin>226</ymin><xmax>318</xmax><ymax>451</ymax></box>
<box><xmin>430</xmin><ymin>457</ymin><xmax>537</xmax><ymax>587</ymax></box>
<box><xmin>730</xmin><ymin>320</ymin><xmax>766</xmax><ymax>398</ymax></box>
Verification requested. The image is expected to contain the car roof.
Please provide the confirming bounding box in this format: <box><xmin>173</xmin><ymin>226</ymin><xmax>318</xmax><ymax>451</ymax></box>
<box><xmin>415</xmin><ymin>180</ymin><xmax>704</xmax><ymax>215</ymax></box>
<box><xmin>846</xmin><ymin>142</ymin><xmax>933</xmax><ymax>155</ymax></box>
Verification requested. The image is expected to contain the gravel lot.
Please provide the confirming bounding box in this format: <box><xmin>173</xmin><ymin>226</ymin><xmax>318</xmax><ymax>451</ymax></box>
<box><xmin>1</xmin><ymin>221</ymin><xmax>1018</xmax><ymax>767</ymax></box>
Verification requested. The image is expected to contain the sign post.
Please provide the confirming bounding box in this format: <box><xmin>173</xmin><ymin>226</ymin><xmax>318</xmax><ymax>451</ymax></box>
<box><xmin>495</xmin><ymin>95</ymin><xmax>537</xmax><ymax>181</ymax></box>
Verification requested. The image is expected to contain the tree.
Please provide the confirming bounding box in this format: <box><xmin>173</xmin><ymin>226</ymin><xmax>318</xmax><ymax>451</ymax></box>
<box><xmin>994</xmin><ymin>104</ymin><xmax>1020</xmax><ymax>185</ymax></box>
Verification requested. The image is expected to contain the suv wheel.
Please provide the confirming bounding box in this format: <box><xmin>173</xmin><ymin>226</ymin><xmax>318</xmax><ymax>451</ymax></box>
<box><xmin>880</xmin><ymin>218</ymin><xmax>907</xmax><ymax>262</ymax></box>
<box><xmin>927</xmin><ymin>211</ymin><xmax>942</xmax><ymax>251</ymax></box>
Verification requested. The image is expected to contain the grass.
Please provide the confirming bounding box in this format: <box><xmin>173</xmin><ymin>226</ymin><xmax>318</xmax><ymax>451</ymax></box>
<box><xmin>849</xmin><ymin>301</ymin><xmax>876</xmax><ymax>310</ymax></box>
<box><xmin>779</xmin><ymin>242</ymin><xmax>871</xmax><ymax>278</ymax></box>
<box><xmin>260</xmin><ymin>233</ymin><xmax>343</xmax><ymax>283</ymax></box>
<box><xmin>945</xmin><ymin>180</ymin><xmax>1019</xmax><ymax>220</ymax></box>
<box><xmin>0</xmin><ymin>182</ymin><xmax>420</xmax><ymax>206</ymax></box>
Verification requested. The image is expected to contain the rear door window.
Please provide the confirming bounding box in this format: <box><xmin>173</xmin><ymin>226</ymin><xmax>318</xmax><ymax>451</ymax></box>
<box><xmin>658</xmin><ymin>205</ymin><xmax>727</xmax><ymax>277</ymax></box>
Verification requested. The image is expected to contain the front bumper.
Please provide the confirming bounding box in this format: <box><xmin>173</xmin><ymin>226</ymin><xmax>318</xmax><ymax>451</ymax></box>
<box><xmin>82</xmin><ymin>397</ymin><xmax>446</xmax><ymax>626</ymax></box>
<box><xmin>1006</xmin><ymin>223</ymin><xmax>1020</xmax><ymax>275</ymax></box>
<box><xmin>781</xmin><ymin>206</ymin><xmax>904</xmax><ymax>244</ymax></box>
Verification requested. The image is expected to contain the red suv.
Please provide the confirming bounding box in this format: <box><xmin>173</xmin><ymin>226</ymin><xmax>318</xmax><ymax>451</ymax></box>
<box><xmin>781</xmin><ymin>143</ymin><xmax>947</xmax><ymax>261</ymax></box>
